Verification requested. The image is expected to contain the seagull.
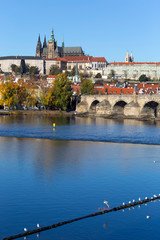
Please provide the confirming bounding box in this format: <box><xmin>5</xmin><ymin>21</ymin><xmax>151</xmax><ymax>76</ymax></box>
<box><xmin>151</xmin><ymin>197</ymin><xmax>153</xmax><ymax>200</ymax></box>
<box><xmin>37</xmin><ymin>223</ymin><xmax>40</xmax><ymax>228</ymax></box>
<box><xmin>153</xmin><ymin>160</ymin><xmax>156</xmax><ymax>163</ymax></box>
<box><xmin>146</xmin><ymin>216</ymin><xmax>150</xmax><ymax>219</ymax></box>
<box><xmin>133</xmin><ymin>200</ymin><xmax>135</xmax><ymax>203</ymax></box>
<box><xmin>145</xmin><ymin>197</ymin><xmax>148</xmax><ymax>200</ymax></box>
<box><xmin>24</xmin><ymin>228</ymin><xmax>27</xmax><ymax>232</ymax></box>
<box><xmin>139</xmin><ymin>198</ymin><xmax>141</xmax><ymax>201</ymax></box>
<box><xmin>104</xmin><ymin>200</ymin><xmax>110</xmax><ymax>208</ymax></box>
<box><xmin>153</xmin><ymin>195</ymin><xmax>157</xmax><ymax>198</ymax></box>
<box><xmin>122</xmin><ymin>209</ymin><xmax>125</xmax><ymax>212</ymax></box>
<box><xmin>138</xmin><ymin>205</ymin><xmax>141</xmax><ymax>208</ymax></box>
<box><xmin>123</xmin><ymin>202</ymin><xmax>125</xmax><ymax>205</ymax></box>
<box><xmin>129</xmin><ymin>201</ymin><xmax>131</xmax><ymax>204</ymax></box>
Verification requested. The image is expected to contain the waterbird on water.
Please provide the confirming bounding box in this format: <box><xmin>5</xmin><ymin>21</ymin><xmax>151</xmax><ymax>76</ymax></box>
<box><xmin>153</xmin><ymin>195</ymin><xmax>157</xmax><ymax>198</ymax></box>
<box><xmin>145</xmin><ymin>197</ymin><xmax>148</xmax><ymax>200</ymax></box>
<box><xmin>139</xmin><ymin>198</ymin><xmax>141</xmax><ymax>201</ymax></box>
<box><xmin>133</xmin><ymin>200</ymin><xmax>135</xmax><ymax>203</ymax></box>
<box><xmin>129</xmin><ymin>201</ymin><xmax>131</xmax><ymax>204</ymax></box>
<box><xmin>103</xmin><ymin>201</ymin><xmax>110</xmax><ymax>208</ymax></box>
<box><xmin>123</xmin><ymin>202</ymin><xmax>125</xmax><ymax>205</ymax></box>
<box><xmin>24</xmin><ymin>228</ymin><xmax>27</xmax><ymax>232</ymax></box>
<box><xmin>146</xmin><ymin>216</ymin><xmax>150</xmax><ymax>219</ymax></box>
<box><xmin>37</xmin><ymin>223</ymin><xmax>40</xmax><ymax>228</ymax></box>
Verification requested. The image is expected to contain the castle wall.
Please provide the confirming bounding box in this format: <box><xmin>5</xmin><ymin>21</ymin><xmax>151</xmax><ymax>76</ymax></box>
<box><xmin>0</xmin><ymin>59</ymin><xmax>44</xmax><ymax>74</ymax></box>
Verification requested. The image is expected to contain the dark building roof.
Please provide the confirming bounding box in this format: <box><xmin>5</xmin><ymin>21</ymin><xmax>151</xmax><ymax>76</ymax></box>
<box><xmin>63</xmin><ymin>47</ymin><xmax>83</xmax><ymax>54</ymax></box>
<box><xmin>0</xmin><ymin>56</ymin><xmax>42</xmax><ymax>60</ymax></box>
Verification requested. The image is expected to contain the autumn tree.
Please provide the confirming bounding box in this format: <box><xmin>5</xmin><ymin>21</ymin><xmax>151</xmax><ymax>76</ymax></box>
<box><xmin>0</xmin><ymin>82</ymin><xmax>28</xmax><ymax>109</ymax></box>
<box><xmin>80</xmin><ymin>79</ymin><xmax>94</xmax><ymax>95</ymax></box>
<box><xmin>51</xmin><ymin>73</ymin><xmax>72</xmax><ymax>110</ymax></box>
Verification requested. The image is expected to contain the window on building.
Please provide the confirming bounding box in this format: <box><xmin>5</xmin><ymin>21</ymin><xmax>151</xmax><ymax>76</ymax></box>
<box><xmin>68</xmin><ymin>66</ymin><xmax>71</xmax><ymax>70</ymax></box>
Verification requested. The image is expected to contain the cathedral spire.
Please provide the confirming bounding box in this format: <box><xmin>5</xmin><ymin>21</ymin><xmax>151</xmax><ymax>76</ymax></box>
<box><xmin>62</xmin><ymin>36</ymin><xmax>64</xmax><ymax>48</ymax></box>
<box><xmin>43</xmin><ymin>35</ymin><xmax>47</xmax><ymax>48</ymax></box>
<box><xmin>49</xmin><ymin>27</ymin><xmax>55</xmax><ymax>43</ymax></box>
<box><xmin>36</xmin><ymin>34</ymin><xmax>42</xmax><ymax>57</ymax></box>
<box><xmin>38</xmin><ymin>34</ymin><xmax>41</xmax><ymax>43</ymax></box>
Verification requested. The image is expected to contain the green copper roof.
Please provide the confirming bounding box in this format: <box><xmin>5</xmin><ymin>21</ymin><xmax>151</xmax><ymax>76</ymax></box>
<box><xmin>49</xmin><ymin>28</ymin><xmax>55</xmax><ymax>43</ymax></box>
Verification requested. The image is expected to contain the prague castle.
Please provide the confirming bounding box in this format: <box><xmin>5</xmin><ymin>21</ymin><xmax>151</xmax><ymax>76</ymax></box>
<box><xmin>36</xmin><ymin>28</ymin><xmax>84</xmax><ymax>58</ymax></box>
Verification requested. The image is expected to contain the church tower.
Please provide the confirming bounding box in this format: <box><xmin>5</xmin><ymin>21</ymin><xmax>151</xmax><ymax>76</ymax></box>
<box><xmin>36</xmin><ymin>34</ymin><xmax>42</xmax><ymax>57</ymax></box>
<box><xmin>47</xmin><ymin>28</ymin><xmax>58</xmax><ymax>59</ymax></box>
<box><xmin>125</xmin><ymin>51</ymin><xmax>134</xmax><ymax>62</ymax></box>
<box><xmin>130</xmin><ymin>52</ymin><xmax>134</xmax><ymax>62</ymax></box>
<box><xmin>125</xmin><ymin>51</ymin><xmax>130</xmax><ymax>62</ymax></box>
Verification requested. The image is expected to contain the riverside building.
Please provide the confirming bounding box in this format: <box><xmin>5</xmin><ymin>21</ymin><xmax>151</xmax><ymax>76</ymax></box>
<box><xmin>105</xmin><ymin>52</ymin><xmax>160</xmax><ymax>80</ymax></box>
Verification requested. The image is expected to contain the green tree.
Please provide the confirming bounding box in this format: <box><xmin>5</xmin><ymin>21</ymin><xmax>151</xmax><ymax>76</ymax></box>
<box><xmin>25</xmin><ymin>64</ymin><xmax>30</xmax><ymax>73</ymax></box>
<box><xmin>80</xmin><ymin>79</ymin><xmax>94</xmax><ymax>95</ymax></box>
<box><xmin>29</xmin><ymin>66</ymin><xmax>39</xmax><ymax>75</ymax></box>
<box><xmin>0</xmin><ymin>68</ymin><xmax>4</xmax><ymax>73</ymax></box>
<box><xmin>70</xmin><ymin>66</ymin><xmax>76</xmax><ymax>76</ymax></box>
<box><xmin>11</xmin><ymin>64</ymin><xmax>20</xmax><ymax>73</ymax></box>
<box><xmin>51</xmin><ymin>73</ymin><xmax>72</xmax><ymax>110</ymax></box>
<box><xmin>49</xmin><ymin>65</ymin><xmax>62</xmax><ymax>75</ymax></box>
<box><xmin>108</xmin><ymin>70</ymin><xmax>115</xmax><ymax>79</ymax></box>
<box><xmin>95</xmin><ymin>73</ymin><xmax>102</xmax><ymax>78</ymax></box>
<box><xmin>139</xmin><ymin>74</ymin><xmax>149</xmax><ymax>82</ymax></box>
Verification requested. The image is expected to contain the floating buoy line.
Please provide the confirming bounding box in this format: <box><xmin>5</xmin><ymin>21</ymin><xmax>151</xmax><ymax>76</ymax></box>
<box><xmin>2</xmin><ymin>194</ymin><xmax>160</xmax><ymax>240</ymax></box>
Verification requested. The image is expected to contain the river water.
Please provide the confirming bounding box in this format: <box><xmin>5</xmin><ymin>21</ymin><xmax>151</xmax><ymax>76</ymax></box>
<box><xmin>0</xmin><ymin>116</ymin><xmax>160</xmax><ymax>240</ymax></box>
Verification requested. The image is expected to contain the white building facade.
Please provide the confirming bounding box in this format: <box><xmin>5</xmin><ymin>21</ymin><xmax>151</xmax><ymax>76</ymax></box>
<box><xmin>105</xmin><ymin>62</ymin><xmax>160</xmax><ymax>80</ymax></box>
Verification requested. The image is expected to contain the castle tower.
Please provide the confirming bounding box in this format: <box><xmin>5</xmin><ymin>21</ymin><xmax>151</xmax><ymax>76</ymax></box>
<box><xmin>125</xmin><ymin>51</ymin><xmax>130</xmax><ymax>62</ymax></box>
<box><xmin>130</xmin><ymin>52</ymin><xmax>134</xmax><ymax>62</ymax></box>
<box><xmin>36</xmin><ymin>34</ymin><xmax>42</xmax><ymax>57</ymax></box>
<box><xmin>43</xmin><ymin>35</ymin><xmax>47</xmax><ymax>48</ymax></box>
<box><xmin>47</xmin><ymin>28</ymin><xmax>58</xmax><ymax>59</ymax></box>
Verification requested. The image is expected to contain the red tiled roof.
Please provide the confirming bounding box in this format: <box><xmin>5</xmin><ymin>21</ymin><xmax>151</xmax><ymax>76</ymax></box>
<box><xmin>92</xmin><ymin>57</ymin><xmax>107</xmax><ymax>62</ymax></box>
<box><xmin>47</xmin><ymin>75</ymin><xmax>57</xmax><ymax>78</ymax></box>
<box><xmin>109</xmin><ymin>62</ymin><xmax>160</xmax><ymax>66</ymax></box>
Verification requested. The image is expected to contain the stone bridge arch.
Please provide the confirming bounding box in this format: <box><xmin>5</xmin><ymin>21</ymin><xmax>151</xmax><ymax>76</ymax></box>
<box><xmin>112</xmin><ymin>100</ymin><xmax>127</xmax><ymax>115</ymax></box>
<box><xmin>89</xmin><ymin>100</ymin><xmax>100</xmax><ymax>114</ymax></box>
<box><xmin>141</xmin><ymin>101</ymin><xmax>159</xmax><ymax>118</ymax></box>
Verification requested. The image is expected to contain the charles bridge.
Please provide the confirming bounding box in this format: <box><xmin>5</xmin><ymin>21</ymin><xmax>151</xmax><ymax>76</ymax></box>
<box><xmin>76</xmin><ymin>94</ymin><xmax>160</xmax><ymax>119</ymax></box>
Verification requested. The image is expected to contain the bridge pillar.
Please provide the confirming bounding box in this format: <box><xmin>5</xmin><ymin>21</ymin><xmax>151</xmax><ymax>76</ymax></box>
<box><xmin>124</xmin><ymin>101</ymin><xmax>140</xmax><ymax>118</ymax></box>
<box><xmin>76</xmin><ymin>101</ymin><xmax>89</xmax><ymax>114</ymax></box>
<box><xmin>96</xmin><ymin>100</ymin><xmax>111</xmax><ymax>116</ymax></box>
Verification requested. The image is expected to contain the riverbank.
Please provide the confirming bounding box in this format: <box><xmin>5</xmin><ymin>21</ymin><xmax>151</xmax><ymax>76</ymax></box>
<box><xmin>1</xmin><ymin>110</ymin><xmax>75</xmax><ymax>116</ymax></box>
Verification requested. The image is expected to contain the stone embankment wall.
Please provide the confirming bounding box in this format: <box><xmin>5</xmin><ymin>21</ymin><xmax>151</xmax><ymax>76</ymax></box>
<box><xmin>76</xmin><ymin>94</ymin><xmax>160</xmax><ymax>119</ymax></box>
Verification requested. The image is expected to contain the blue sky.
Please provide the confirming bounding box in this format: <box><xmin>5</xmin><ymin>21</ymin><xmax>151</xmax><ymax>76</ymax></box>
<box><xmin>1</xmin><ymin>0</ymin><xmax>160</xmax><ymax>62</ymax></box>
